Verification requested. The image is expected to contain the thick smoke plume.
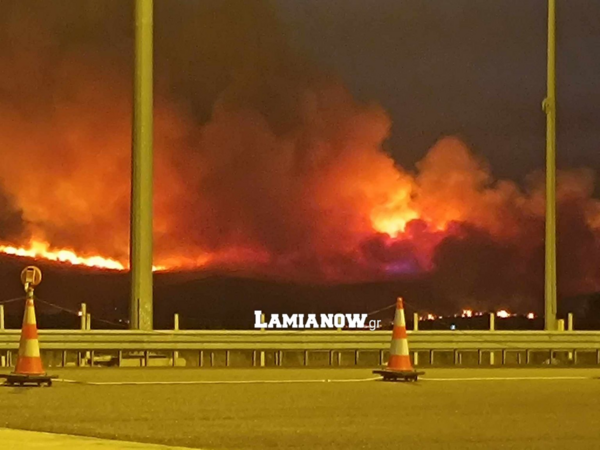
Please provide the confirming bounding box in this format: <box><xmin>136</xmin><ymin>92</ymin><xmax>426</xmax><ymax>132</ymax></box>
<box><xmin>1</xmin><ymin>1</ymin><xmax>600</xmax><ymax>312</ymax></box>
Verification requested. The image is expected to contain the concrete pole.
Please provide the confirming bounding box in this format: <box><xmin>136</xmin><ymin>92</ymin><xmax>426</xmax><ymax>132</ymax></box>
<box><xmin>544</xmin><ymin>0</ymin><xmax>557</xmax><ymax>331</ymax></box>
<box><xmin>0</xmin><ymin>304</ymin><xmax>4</xmax><ymax>330</ymax></box>
<box><xmin>130</xmin><ymin>0</ymin><xmax>154</xmax><ymax>330</ymax></box>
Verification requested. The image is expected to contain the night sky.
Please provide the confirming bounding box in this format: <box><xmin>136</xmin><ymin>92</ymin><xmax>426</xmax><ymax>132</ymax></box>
<box><xmin>275</xmin><ymin>0</ymin><xmax>600</xmax><ymax>183</ymax></box>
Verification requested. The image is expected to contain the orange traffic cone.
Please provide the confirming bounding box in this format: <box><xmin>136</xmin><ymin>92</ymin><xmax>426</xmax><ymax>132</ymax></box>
<box><xmin>373</xmin><ymin>297</ymin><xmax>424</xmax><ymax>381</ymax></box>
<box><xmin>0</xmin><ymin>266</ymin><xmax>54</xmax><ymax>386</ymax></box>
<box><xmin>14</xmin><ymin>296</ymin><xmax>45</xmax><ymax>376</ymax></box>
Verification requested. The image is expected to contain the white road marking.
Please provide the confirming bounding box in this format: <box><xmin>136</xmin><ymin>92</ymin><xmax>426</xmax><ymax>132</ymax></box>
<box><xmin>422</xmin><ymin>376</ymin><xmax>593</xmax><ymax>381</ymax></box>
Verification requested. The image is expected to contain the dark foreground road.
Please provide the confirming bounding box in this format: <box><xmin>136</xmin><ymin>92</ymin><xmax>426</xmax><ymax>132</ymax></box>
<box><xmin>0</xmin><ymin>368</ymin><xmax>599</xmax><ymax>450</ymax></box>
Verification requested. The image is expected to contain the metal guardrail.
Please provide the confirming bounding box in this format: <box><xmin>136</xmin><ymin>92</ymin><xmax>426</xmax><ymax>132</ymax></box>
<box><xmin>0</xmin><ymin>330</ymin><xmax>600</xmax><ymax>351</ymax></box>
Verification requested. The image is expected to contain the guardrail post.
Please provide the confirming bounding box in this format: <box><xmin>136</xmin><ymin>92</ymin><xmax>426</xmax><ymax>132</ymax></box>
<box><xmin>0</xmin><ymin>304</ymin><xmax>4</xmax><ymax>330</ymax></box>
<box><xmin>118</xmin><ymin>350</ymin><xmax>123</xmax><ymax>367</ymax></box>
<box><xmin>490</xmin><ymin>350</ymin><xmax>495</xmax><ymax>366</ymax></box>
<box><xmin>567</xmin><ymin>313</ymin><xmax>574</xmax><ymax>331</ymax></box>
<box><xmin>557</xmin><ymin>319</ymin><xmax>564</xmax><ymax>331</ymax></box>
<box><xmin>173</xmin><ymin>313</ymin><xmax>180</xmax><ymax>367</ymax></box>
<box><xmin>305</xmin><ymin>350</ymin><xmax>310</xmax><ymax>366</ymax></box>
<box><xmin>413</xmin><ymin>351</ymin><xmax>419</xmax><ymax>366</ymax></box>
<box><xmin>489</xmin><ymin>313</ymin><xmax>495</xmax><ymax>331</ymax></box>
<box><xmin>260</xmin><ymin>314</ymin><xmax>266</xmax><ymax>367</ymax></box>
<box><xmin>80</xmin><ymin>303</ymin><xmax>87</xmax><ymax>330</ymax></box>
<box><xmin>225</xmin><ymin>350</ymin><xmax>230</xmax><ymax>367</ymax></box>
<box><xmin>84</xmin><ymin>311</ymin><xmax>92</xmax><ymax>364</ymax></box>
<box><xmin>413</xmin><ymin>313</ymin><xmax>419</xmax><ymax>331</ymax></box>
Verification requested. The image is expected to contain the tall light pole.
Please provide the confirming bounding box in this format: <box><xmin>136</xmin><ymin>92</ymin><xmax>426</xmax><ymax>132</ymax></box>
<box><xmin>543</xmin><ymin>0</ymin><xmax>557</xmax><ymax>331</ymax></box>
<box><xmin>130</xmin><ymin>0</ymin><xmax>154</xmax><ymax>330</ymax></box>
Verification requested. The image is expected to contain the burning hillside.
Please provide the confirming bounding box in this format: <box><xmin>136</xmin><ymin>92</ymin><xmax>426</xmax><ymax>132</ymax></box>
<box><xmin>1</xmin><ymin>1</ymin><xmax>600</xmax><ymax>311</ymax></box>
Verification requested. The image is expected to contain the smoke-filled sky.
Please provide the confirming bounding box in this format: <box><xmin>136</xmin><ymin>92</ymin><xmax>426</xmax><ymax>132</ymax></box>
<box><xmin>0</xmin><ymin>0</ymin><xmax>599</xmax><ymax>310</ymax></box>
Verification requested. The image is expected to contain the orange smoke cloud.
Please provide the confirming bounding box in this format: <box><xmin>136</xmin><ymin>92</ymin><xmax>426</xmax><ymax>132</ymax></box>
<box><xmin>1</xmin><ymin>3</ymin><xmax>600</xmax><ymax>312</ymax></box>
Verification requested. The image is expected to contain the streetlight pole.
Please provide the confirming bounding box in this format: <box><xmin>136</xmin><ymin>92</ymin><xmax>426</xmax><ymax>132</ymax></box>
<box><xmin>130</xmin><ymin>0</ymin><xmax>154</xmax><ymax>330</ymax></box>
<box><xmin>543</xmin><ymin>0</ymin><xmax>557</xmax><ymax>331</ymax></box>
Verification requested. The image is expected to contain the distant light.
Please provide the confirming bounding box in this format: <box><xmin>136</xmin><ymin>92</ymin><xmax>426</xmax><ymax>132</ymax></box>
<box><xmin>78</xmin><ymin>311</ymin><xmax>83</xmax><ymax>317</ymax></box>
<box><xmin>461</xmin><ymin>309</ymin><xmax>473</xmax><ymax>318</ymax></box>
<box><xmin>496</xmin><ymin>310</ymin><xmax>510</xmax><ymax>318</ymax></box>
<box><xmin>450</xmin><ymin>324</ymin><xmax>456</xmax><ymax>330</ymax></box>
<box><xmin>527</xmin><ymin>312</ymin><xmax>535</xmax><ymax>320</ymax></box>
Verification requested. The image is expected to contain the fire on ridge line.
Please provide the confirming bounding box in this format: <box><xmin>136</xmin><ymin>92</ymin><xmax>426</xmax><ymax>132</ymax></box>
<box><xmin>0</xmin><ymin>205</ymin><xmax>426</xmax><ymax>274</ymax></box>
<box><xmin>0</xmin><ymin>241</ymin><xmax>165</xmax><ymax>272</ymax></box>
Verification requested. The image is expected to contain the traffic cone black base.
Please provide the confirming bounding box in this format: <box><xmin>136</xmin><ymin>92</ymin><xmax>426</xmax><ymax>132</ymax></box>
<box><xmin>1</xmin><ymin>373</ymin><xmax>55</xmax><ymax>387</ymax></box>
<box><xmin>372</xmin><ymin>368</ymin><xmax>425</xmax><ymax>382</ymax></box>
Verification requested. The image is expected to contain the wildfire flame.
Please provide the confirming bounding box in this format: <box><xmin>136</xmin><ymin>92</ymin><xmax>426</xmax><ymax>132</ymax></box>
<box><xmin>370</xmin><ymin>187</ymin><xmax>420</xmax><ymax>237</ymax></box>
<box><xmin>0</xmin><ymin>242</ymin><xmax>165</xmax><ymax>272</ymax></box>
